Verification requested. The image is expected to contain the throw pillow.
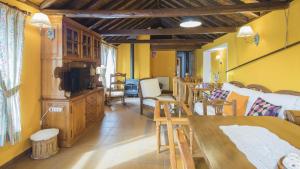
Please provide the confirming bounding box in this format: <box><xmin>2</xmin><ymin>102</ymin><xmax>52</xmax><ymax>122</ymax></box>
<box><xmin>223</xmin><ymin>91</ymin><xmax>249</xmax><ymax>116</ymax></box>
<box><xmin>209</xmin><ymin>89</ymin><xmax>230</xmax><ymax>100</ymax></box>
<box><xmin>247</xmin><ymin>97</ymin><xmax>282</xmax><ymax>117</ymax></box>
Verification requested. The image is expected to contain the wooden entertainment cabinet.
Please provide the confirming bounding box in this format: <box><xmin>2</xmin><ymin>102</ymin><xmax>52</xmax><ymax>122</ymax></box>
<box><xmin>41</xmin><ymin>15</ymin><xmax>105</xmax><ymax>147</ymax></box>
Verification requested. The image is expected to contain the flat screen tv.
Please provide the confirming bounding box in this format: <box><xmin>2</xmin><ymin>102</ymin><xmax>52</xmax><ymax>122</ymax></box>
<box><xmin>63</xmin><ymin>67</ymin><xmax>90</xmax><ymax>94</ymax></box>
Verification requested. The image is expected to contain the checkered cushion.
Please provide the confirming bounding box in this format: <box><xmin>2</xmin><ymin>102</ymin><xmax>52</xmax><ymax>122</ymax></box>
<box><xmin>247</xmin><ymin>97</ymin><xmax>282</xmax><ymax>117</ymax></box>
<box><xmin>209</xmin><ymin>89</ymin><xmax>230</xmax><ymax>100</ymax></box>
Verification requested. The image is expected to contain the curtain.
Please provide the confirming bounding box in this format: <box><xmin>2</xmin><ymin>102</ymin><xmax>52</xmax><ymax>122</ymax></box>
<box><xmin>101</xmin><ymin>43</ymin><xmax>117</xmax><ymax>88</ymax></box>
<box><xmin>0</xmin><ymin>3</ymin><xmax>25</xmax><ymax>146</ymax></box>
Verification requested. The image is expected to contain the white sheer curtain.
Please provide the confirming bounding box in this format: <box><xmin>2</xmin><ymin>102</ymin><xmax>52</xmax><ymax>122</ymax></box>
<box><xmin>0</xmin><ymin>3</ymin><xmax>25</xmax><ymax>146</ymax></box>
<box><xmin>101</xmin><ymin>43</ymin><xmax>117</xmax><ymax>88</ymax></box>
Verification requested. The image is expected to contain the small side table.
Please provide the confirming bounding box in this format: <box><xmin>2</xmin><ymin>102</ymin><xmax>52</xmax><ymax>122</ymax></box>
<box><xmin>285</xmin><ymin>110</ymin><xmax>300</xmax><ymax>126</ymax></box>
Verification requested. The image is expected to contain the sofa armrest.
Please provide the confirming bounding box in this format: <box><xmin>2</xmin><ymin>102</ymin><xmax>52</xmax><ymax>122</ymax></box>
<box><xmin>285</xmin><ymin>110</ymin><xmax>300</xmax><ymax>126</ymax></box>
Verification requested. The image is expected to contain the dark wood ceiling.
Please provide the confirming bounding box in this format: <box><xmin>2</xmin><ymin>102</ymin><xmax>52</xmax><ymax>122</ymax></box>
<box><xmin>27</xmin><ymin>0</ymin><xmax>289</xmax><ymax>48</ymax></box>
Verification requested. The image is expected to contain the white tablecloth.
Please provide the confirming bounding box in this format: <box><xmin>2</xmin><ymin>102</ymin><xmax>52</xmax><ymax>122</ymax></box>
<box><xmin>219</xmin><ymin>125</ymin><xmax>300</xmax><ymax>169</ymax></box>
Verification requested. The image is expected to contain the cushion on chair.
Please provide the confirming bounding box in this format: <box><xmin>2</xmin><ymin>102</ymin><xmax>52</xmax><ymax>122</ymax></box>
<box><xmin>194</xmin><ymin>102</ymin><xmax>216</xmax><ymax>116</ymax></box>
<box><xmin>106</xmin><ymin>91</ymin><xmax>124</xmax><ymax>97</ymax></box>
<box><xmin>223</xmin><ymin>91</ymin><xmax>249</xmax><ymax>116</ymax></box>
<box><xmin>140</xmin><ymin>78</ymin><xmax>161</xmax><ymax>98</ymax></box>
<box><xmin>143</xmin><ymin>95</ymin><xmax>175</xmax><ymax>108</ymax></box>
<box><xmin>247</xmin><ymin>97</ymin><xmax>282</xmax><ymax>117</ymax></box>
<box><xmin>209</xmin><ymin>89</ymin><xmax>230</xmax><ymax>100</ymax></box>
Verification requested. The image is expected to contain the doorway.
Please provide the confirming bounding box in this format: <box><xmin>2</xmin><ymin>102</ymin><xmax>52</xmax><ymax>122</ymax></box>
<box><xmin>203</xmin><ymin>43</ymin><xmax>228</xmax><ymax>83</ymax></box>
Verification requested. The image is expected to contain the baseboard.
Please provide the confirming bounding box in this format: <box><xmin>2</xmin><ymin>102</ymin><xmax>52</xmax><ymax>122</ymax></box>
<box><xmin>0</xmin><ymin>148</ymin><xmax>31</xmax><ymax>169</ymax></box>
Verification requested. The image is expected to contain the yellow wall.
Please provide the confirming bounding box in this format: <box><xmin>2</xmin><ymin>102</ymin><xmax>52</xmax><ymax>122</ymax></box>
<box><xmin>117</xmin><ymin>35</ymin><xmax>151</xmax><ymax>79</ymax></box>
<box><xmin>0</xmin><ymin>0</ymin><xmax>41</xmax><ymax>166</ymax></box>
<box><xmin>151</xmin><ymin>50</ymin><xmax>176</xmax><ymax>89</ymax></box>
<box><xmin>196</xmin><ymin>0</ymin><xmax>300</xmax><ymax>92</ymax></box>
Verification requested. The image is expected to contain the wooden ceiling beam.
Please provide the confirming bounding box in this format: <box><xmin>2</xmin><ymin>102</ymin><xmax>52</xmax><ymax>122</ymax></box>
<box><xmin>88</xmin><ymin>0</ymin><xmax>155</xmax><ymax>30</ymax></box>
<box><xmin>151</xmin><ymin>44</ymin><xmax>201</xmax><ymax>51</ymax></box>
<box><xmin>107</xmin><ymin>39</ymin><xmax>212</xmax><ymax>44</ymax></box>
<box><xmin>42</xmin><ymin>2</ymin><xmax>289</xmax><ymax>18</ymax></box>
<box><xmin>100</xmin><ymin>27</ymin><xmax>236</xmax><ymax>36</ymax></box>
<box><xmin>16</xmin><ymin>0</ymin><xmax>40</xmax><ymax>9</ymax></box>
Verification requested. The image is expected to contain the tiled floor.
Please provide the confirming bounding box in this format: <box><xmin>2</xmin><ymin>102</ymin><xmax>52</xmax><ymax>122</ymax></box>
<box><xmin>6</xmin><ymin>98</ymin><xmax>170</xmax><ymax>169</ymax></box>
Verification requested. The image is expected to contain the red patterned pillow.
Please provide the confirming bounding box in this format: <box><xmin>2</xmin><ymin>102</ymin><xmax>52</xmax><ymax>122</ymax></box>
<box><xmin>247</xmin><ymin>97</ymin><xmax>282</xmax><ymax>117</ymax></box>
<box><xmin>209</xmin><ymin>89</ymin><xmax>230</xmax><ymax>100</ymax></box>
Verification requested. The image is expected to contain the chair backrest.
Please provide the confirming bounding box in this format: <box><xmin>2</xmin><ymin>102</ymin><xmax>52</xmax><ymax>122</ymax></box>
<box><xmin>139</xmin><ymin>78</ymin><xmax>161</xmax><ymax>98</ymax></box>
<box><xmin>176</xmin><ymin>128</ymin><xmax>196</xmax><ymax>169</ymax></box>
<box><xmin>109</xmin><ymin>73</ymin><xmax>126</xmax><ymax>95</ymax></box>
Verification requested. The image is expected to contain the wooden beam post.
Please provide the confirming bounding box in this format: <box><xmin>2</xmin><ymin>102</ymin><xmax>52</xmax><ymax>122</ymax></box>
<box><xmin>42</xmin><ymin>2</ymin><xmax>289</xmax><ymax>19</ymax></box>
<box><xmin>107</xmin><ymin>39</ymin><xmax>212</xmax><ymax>44</ymax></box>
<box><xmin>100</xmin><ymin>27</ymin><xmax>236</xmax><ymax>36</ymax></box>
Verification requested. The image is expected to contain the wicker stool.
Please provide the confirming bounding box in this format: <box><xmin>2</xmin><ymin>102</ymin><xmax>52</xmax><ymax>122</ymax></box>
<box><xmin>30</xmin><ymin>128</ymin><xmax>59</xmax><ymax>159</ymax></box>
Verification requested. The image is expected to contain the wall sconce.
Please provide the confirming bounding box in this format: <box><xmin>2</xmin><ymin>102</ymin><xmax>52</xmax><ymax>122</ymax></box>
<box><xmin>30</xmin><ymin>12</ymin><xmax>55</xmax><ymax>40</ymax></box>
<box><xmin>216</xmin><ymin>55</ymin><xmax>223</xmax><ymax>64</ymax></box>
<box><xmin>237</xmin><ymin>26</ymin><xmax>260</xmax><ymax>46</ymax></box>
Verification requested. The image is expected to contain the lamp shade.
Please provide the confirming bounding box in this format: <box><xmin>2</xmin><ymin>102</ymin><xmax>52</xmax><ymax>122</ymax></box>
<box><xmin>30</xmin><ymin>13</ymin><xmax>51</xmax><ymax>28</ymax></box>
<box><xmin>237</xmin><ymin>26</ymin><xmax>255</xmax><ymax>37</ymax></box>
<box><xmin>180</xmin><ymin>19</ymin><xmax>202</xmax><ymax>28</ymax></box>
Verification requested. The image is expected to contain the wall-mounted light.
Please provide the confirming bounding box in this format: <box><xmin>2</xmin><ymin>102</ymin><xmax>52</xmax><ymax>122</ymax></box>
<box><xmin>237</xmin><ymin>26</ymin><xmax>260</xmax><ymax>46</ymax></box>
<box><xmin>30</xmin><ymin>12</ymin><xmax>55</xmax><ymax>40</ymax></box>
<box><xmin>216</xmin><ymin>55</ymin><xmax>223</xmax><ymax>64</ymax></box>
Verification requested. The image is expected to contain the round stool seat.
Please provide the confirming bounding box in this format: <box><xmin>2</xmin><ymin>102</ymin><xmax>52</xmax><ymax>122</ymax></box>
<box><xmin>30</xmin><ymin>128</ymin><xmax>59</xmax><ymax>141</ymax></box>
<box><xmin>30</xmin><ymin>128</ymin><xmax>59</xmax><ymax>159</ymax></box>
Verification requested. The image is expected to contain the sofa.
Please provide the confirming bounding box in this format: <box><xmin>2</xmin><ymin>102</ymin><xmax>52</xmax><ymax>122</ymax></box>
<box><xmin>194</xmin><ymin>82</ymin><xmax>300</xmax><ymax>119</ymax></box>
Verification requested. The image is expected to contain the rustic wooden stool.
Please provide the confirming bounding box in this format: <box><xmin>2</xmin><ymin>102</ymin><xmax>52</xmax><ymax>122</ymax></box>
<box><xmin>30</xmin><ymin>128</ymin><xmax>59</xmax><ymax>159</ymax></box>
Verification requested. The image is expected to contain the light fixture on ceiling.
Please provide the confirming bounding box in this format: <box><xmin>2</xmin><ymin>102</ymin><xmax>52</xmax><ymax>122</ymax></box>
<box><xmin>237</xmin><ymin>25</ymin><xmax>260</xmax><ymax>46</ymax></box>
<box><xmin>30</xmin><ymin>12</ymin><xmax>55</xmax><ymax>40</ymax></box>
<box><xmin>180</xmin><ymin>19</ymin><xmax>202</xmax><ymax>28</ymax></box>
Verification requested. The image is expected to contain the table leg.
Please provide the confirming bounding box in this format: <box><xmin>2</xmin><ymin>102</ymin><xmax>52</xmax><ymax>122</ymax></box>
<box><xmin>156</xmin><ymin>122</ymin><xmax>161</xmax><ymax>154</ymax></box>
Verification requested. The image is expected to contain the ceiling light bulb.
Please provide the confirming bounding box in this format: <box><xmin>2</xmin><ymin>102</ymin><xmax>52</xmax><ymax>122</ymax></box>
<box><xmin>180</xmin><ymin>20</ymin><xmax>202</xmax><ymax>28</ymax></box>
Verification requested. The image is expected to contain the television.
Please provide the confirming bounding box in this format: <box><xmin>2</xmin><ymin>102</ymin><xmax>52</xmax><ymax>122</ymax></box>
<box><xmin>63</xmin><ymin>67</ymin><xmax>90</xmax><ymax>94</ymax></box>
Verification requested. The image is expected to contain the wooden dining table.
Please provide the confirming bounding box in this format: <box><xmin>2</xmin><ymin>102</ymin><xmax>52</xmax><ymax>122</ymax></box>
<box><xmin>188</xmin><ymin>116</ymin><xmax>300</xmax><ymax>169</ymax></box>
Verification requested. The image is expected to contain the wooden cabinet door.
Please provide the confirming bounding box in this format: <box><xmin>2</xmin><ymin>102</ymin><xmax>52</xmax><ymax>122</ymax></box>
<box><xmin>86</xmin><ymin>93</ymin><xmax>97</xmax><ymax>123</ymax></box>
<box><xmin>97</xmin><ymin>90</ymin><xmax>105</xmax><ymax>119</ymax></box>
<box><xmin>93</xmin><ymin>38</ymin><xmax>101</xmax><ymax>61</ymax></box>
<box><xmin>82</xmin><ymin>32</ymin><xmax>92</xmax><ymax>59</ymax></box>
<box><xmin>71</xmin><ymin>98</ymin><xmax>86</xmax><ymax>139</ymax></box>
<box><xmin>63</xmin><ymin>24</ymin><xmax>80</xmax><ymax>58</ymax></box>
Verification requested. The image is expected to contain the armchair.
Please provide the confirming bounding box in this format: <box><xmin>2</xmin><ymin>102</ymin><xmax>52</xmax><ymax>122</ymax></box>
<box><xmin>139</xmin><ymin>78</ymin><xmax>175</xmax><ymax>115</ymax></box>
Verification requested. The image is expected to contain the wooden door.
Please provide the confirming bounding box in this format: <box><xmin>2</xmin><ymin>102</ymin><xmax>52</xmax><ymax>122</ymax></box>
<box><xmin>71</xmin><ymin>98</ymin><xmax>86</xmax><ymax>139</ymax></box>
<box><xmin>63</xmin><ymin>24</ymin><xmax>80</xmax><ymax>58</ymax></box>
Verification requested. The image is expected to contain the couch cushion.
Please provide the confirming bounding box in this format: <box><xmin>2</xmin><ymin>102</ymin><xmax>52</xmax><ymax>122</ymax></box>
<box><xmin>194</xmin><ymin>102</ymin><xmax>216</xmax><ymax>116</ymax></box>
<box><xmin>222</xmin><ymin>82</ymin><xmax>241</xmax><ymax>93</ymax></box>
<box><xmin>223</xmin><ymin>91</ymin><xmax>249</xmax><ymax>116</ymax></box>
<box><xmin>209</xmin><ymin>89</ymin><xmax>230</xmax><ymax>100</ymax></box>
<box><xmin>140</xmin><ymin>78</ymin><xmax>161</xmax><ymax>98</ymax></box>
<box><xmin>247</xmin><ymin>97</ymin><xmax>282</xmax><ymax>117</ymax></box>
<box><xmin>143</xmin><ymin>95</ymin><xmax>175</xmax><ymax>108</ymax></box>
<box><xmin>260</xmin><ymin>93</ymin><xmax>299</xmax><ymax>119</ymax></box>
<box><xmin>236</xmin><ymin>88</ymin><xmax>265</xmax><ymax>114</ymax></box>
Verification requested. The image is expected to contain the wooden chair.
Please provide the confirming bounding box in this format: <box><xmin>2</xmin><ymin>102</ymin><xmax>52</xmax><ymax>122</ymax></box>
<box><xmin>203</xmin><ymin>98</ymin><xmax>237</xmax><ymax>116</ymax></box>
<box><xmin>161</xmin><ymin>102</ymin><xmax>207</xmax><ymax>169</ymax></box>
<box><xmin>139</xmin><ymin>78</ymin><xmax>175</xmax><ymax>115</ymax></box>
<box><xmin>106</xmin><ymin>73</ymin><xmax>126</xmax><ymax>105</ymax></box>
